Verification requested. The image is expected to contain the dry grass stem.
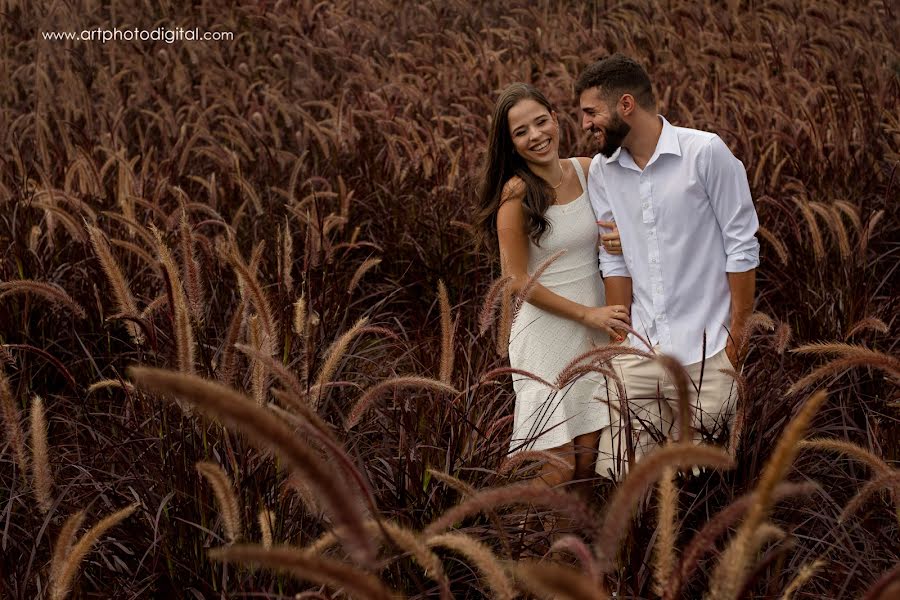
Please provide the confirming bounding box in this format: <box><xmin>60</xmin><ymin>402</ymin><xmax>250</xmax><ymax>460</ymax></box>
<box><xmin>230</xmin><ymin>246</ymin><xmax>278</xmax><ymax>339</ymax></box>
<box><xmin>0</xmin><ymin>280</ymin><xmax>86</xmax><ymax>319</ymax></box>
<box><xmin>478</xmin><ymin>366</ymin><xmax>557</xmax><ymax>390</ymax></box>
<box><xmin>49</xmin><ymin>510</ymin><xmax>86</xmax><ymax>592</ymax></box>
<box><xmin>438</xmin><ymin>280</ymin><xmax>455</xmax><ymax>383</ymax></box>
<box><xmin>786</xmin><ymin>355</ymin><xmax>900</xmax><ymax>395</ymax></box>
<box><xmin>798</xmin><ymin>438</ymin><xmax>892</xmax><ymax>474</ymax></box>
<box><xmin>196</xmin><ymin>461</ymin><xmax>242</xmax><ymax>543</ymax></box>
<box><xmin>513</xmin><ymin>560</ymin><xmax>609</xmax><ymax>600</ymax></box>
<box><xmin>846</xmin><ymin>317</ymin><xmax>889</xmax><ymax>339</ymax></box>
<box><xmin>208</xmin><ymin>544</ymin><xmax>399</xmax><ymax>600</ymax></box>
<box><xmin>345</xmin><ymin>376</ymin><xmax>458</xmax><ymax>429</ymax></box>
<box><xmin>780</xmin><ymin>559</ymin><xmax>826</xmax><ymax>599</ymax></box>
<box><xmin>293</xmin><ymin>295</ymin><xmax>306</xmax><ymax>336</ymax></box>
<box><xmin>87</xmin><ymin>225</ymin><xmax>143</xmax><ymax>343</ymax></box>
<box><xmin>1</xmin><ymin>368</ymin><xmax>28</xmax><ymax>475</ymax></box>
<box><xmin>179</xmin><ymin>210</ymin><xmax>204</xmax><ymax>322</ymax></box>
<box><xmin>549</xmin><ymin>535</ymin><xmax>601</xmax><ymax>585</ymax></box>
<box><xmin>653</xmin><ymin>466</ymin><xmax>678</xmax><ymax>597</ymax></box>
<box><xmin>839</xmin><ymin>471</ymin><xmax>900</xmax><ymax>523</ymax></box>
<box><xmin>673</xmin><ymin>482</ymin><xmax>818</xmax><ymax>598</ymax></box>
<box><xmin>478</xmin><ymin>275</ymin><xmax>512</xmax><ymax>335</ymax></box>
<box><xmin>249</xmin><ymin>316</ymin><xmax>269</xmax><ymax>405</ymax></box>
<box><xmin>281</xmin><ymin>219</ymin><xmax>293</xmax><ymax>292</ymax></box>
<box><xmin>595</xmin><ymin>444</ymin><xmax>734</xmax><ymax>572</ymax></box>
<box><xmin>86</xmin><ymin>379</ymin><xmax>135</xmax><ymax>395</ymax></box>
<box><xmin>151</xmin><ymin>225</ymin><xmax>195</xmax><ymax>375</ymax></box>
<box><xmin>30</xmin><ymin>395</ymin><xmax>53</xmax><ymax>513</ymax></box>
<box><xmin>427</xmin><ymin>532</ymin><xmax>515</xmax><ymax>600</ymax></box>
<box><xmin>217</xmin><ymin>299</ymin><xmax>246</xmax><ymax>386</ymax></box>
<box><xmin>313</xmin><ymin>316</ymin><xmax>370</xmax><ymax>406</ymax></box>
<box><xmin>706</xmin><ymin>390</ymin><xmax>829</xmax><ymax>600</ymax></box>
<box><xmin>498</xmin><ymin>450</ymin><xmax>572</xmax><ymax>476</ymax></box>
<box><xmin>757</xmin><ymin>226</ymin><xmax>789</xmax><ymax>265</ymax></box>
<box><xmin>128</xmin><ymin>366</ymin><xmax>376</xmax><ymax>563</ymax></box>
<box><xmin>514</xmin><ymin>249</ymin><xmax>567</xmax><ymax>311</ymax></box>
<box><xmin>259</xmin><ymin>508</ymin><xmax>274</xmax><ymax>549</ymax></box>
<box><xmin>50</xmin><ymin>504</ymin><xmax>137</xmax><ymax>600</ymax></box>
<box><xmin>425</xmin><ymin>481</ymin><xmax>597</xmax><ymax>537</ymax></box>
<box><xmin>347</xmin><ymin>257</ymin><xmax>381</xmax><ymax>296</ymax></box>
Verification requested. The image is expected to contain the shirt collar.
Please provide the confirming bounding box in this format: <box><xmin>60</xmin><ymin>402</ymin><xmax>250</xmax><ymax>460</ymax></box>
<box><xmin>604</xmin><ymin>115</ymin><xmax>682</xmax><ymax>165</ymax></box>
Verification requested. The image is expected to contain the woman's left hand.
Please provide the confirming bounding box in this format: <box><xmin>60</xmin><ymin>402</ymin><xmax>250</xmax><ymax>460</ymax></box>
<box><xmin>597</xmin><ymin>220</ymin><xmax>622</xmax><ymax>255</ymax></box>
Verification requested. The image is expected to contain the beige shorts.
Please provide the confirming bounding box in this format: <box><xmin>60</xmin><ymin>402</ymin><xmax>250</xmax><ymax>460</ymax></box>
<box><xmin>595</xmin><ymin>346</ymin><xmax>737</xmax><ymax>480</ymax></box>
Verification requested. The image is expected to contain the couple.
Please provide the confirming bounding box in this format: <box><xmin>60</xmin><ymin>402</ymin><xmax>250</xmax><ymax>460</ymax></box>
<box><xmin>475</xmin><ymin>55</ymin><xmax>760</xmax><ymax>490</ymax></box>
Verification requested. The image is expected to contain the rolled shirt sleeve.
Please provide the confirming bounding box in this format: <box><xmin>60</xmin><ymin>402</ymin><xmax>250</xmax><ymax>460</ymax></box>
<box><xmin>588</xmin><ymin>157</ymin><xmax>630</xmax><ymax>278</ymax></box>
<box><xmin>703</xmin><ymin>135</ymin><xmax>761</xmax><ymax>273</ymax></box>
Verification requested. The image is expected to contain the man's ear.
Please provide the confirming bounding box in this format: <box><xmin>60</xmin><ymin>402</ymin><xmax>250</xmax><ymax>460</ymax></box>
<box><xmin>619</xmin><ymin>93</ymin><xmax>636</xmax><ymax>117</ymax></box>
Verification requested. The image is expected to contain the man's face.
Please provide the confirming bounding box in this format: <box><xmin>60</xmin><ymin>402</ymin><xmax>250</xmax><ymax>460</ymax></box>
<box><xmin>579</xmin><ymin>87</ymin><xmax>631</xmax><ymax>158</ymax></box>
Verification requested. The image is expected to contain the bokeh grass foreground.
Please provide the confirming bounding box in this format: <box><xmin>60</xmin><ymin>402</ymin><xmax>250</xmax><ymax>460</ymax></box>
<box><xmin>1</xmin><ymin>0</ymin><xmax>898</xmax><ymax>598</ymax></box>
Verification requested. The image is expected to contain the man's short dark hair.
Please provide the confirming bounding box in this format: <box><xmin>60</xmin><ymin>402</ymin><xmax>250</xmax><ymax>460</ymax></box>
<box><xmin>575</xmin><ymin>54</ymin><xmax>656</xmax><ymax>110</ymax></box>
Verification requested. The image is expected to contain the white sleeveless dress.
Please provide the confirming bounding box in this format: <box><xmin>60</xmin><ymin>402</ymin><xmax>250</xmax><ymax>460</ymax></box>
<box><xmin>508</xmin><ymin>158</ymin><xmax>611</xmax><ymax>453</ymax></box>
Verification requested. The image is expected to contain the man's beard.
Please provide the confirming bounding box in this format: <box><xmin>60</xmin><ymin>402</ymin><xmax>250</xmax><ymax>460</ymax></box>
<box><xmin>597</xmin><ymin>113</ymin><xmax>631</xmax><ymax>158</ymax></box>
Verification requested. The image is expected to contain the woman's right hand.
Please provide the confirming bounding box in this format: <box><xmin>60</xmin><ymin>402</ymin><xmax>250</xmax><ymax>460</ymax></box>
<box><xmin>580</xmin><ymin>305</ymin><xmax>630</xmax><ymax>340</ymax></box>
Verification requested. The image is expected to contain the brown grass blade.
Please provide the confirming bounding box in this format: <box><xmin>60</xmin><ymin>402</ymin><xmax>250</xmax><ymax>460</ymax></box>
<box><xmin>594</xmin><ymin>444</ymin><xmax>734</xmax><ymax>572</ymax></box>
<box><xmin>549</xmin><ymin>535</ymin><xmax>602</xmax><ymax>585</ymax></box>
<box><xmin>87</xmin><ymin>225</ymin><xmax>143</xmax><ymax>344</ymax></box>
<box><xmin>196</xmin><ymin>461</ymin><xmax>242</xmax><ymax>543</ymax></box>
<box><xmin>259</xmin><ymin>508</ymin><xmax>274</xmax><ymax>549</ymax></box>
<box><xmin>514</xmin><ymin>248</ymin><xmax>567</xmax><ymax>311</ymax></box>
<box><xmin>1</xmin><ymin>368</ymin><xmax>28</xmax><ymax>475</ymax></box>
<box><xmin>513</xmin><ymin>560</ymin><xmax>609</xmax><ymax>600</ymax></box>
<box><xmin>208</xmin><ymin>544</ymin><xmax>400</xmax><ymax>600</ymax></box>
<box><xmin>846</xmin><ymin>317</ymin><xmax>889</xmax><ymax>339</ymax></box>
<box><xmin>151</xmin><ymin>225</ymin><xmax>194</xmax><ymax>375</ymax></box>
<box><xmin>0</xmin><ymin>280</ymin><xmax>86</xmax><ymax>319</ymax></box>
<box><xmin>427</xmin><ymin>532</ymin><xmax>515</xmax><ymax>600</ymax></box>
<box><xmin>653</xmin><ymin>467</ymin><xmax>678</xmax><ymax>597</ymax></box>
<box><xmin>50</xmin><ymin>504</ymin><xmax>137</xmax><ymax>600</ymax></box>
<box><xmin>438</xmin><ymin>280</ymin><xmax>455</xmax><ymax>383</ymax></box>
<box><xmin>424</xmin><ymin>481</ymin><xmax>597</xmax><ymax>537</ymax></box>
<box><xmin>798</xmin><ymin>438</ymin><xmax>892</xmax><ymax>474</ymax></box>
<box><xmin>780</xmin><ymin>560</ymin><xmax>826</xmax><ymax>599</ymax></box>
<box><xmin>30</xmin><ymin>395</ymin><xmax>53</xmax><ymax>513</ymax></box>
<box><xmin>839</xmin><ymin>471</ymin><xmax>900</xmax><ymax>523</ymax></box>
<box><xmin>49</xmin><ymin>510</ymin><xmax>86</xmax><ymax>591</ymax></box>
<box><xmin>478</xmin><ymin>275</ymin><xmax>512</xmax><ymax>335</ymax></box>
<box><xmin>179</xmin><ymin>210</ymin><xmax>204</xmax><ymax>322</ymax></box>
<box><xmin>347</xmin><ymin>257</ymin><xmax>381</xmax><ymax>297</ymax></box>
<box><xmin>313</xmin><ymin>316</ymin><xmax>370</xmax><ymax>407</ymax></box>
<box><xmin>706</xmin><ymin>390</ymin><xmax>829</xmax><ymax>600</ymax></box>
<box><xmin>672</xmin><ymin>482</ymin><xmax>818</xmax><ymax>599</ymax></box>
<box><xmin>786</xmin><ymin>355</ymin><xmax>900</xmax><ymax>395</ymax></box>
<box><xmin>345</xmin><ymin>376</ymin><xmax>458</xmax><ymax>430</ymax></box>
<box><xmin>498</xmin><ymin>450</ymin><xmax>572</xmax><ymax>476</ymax></box>
<box><xmin>127</xmin><ymin>367</ymin><xmax>376</xmax><ymax>563</ymax></box>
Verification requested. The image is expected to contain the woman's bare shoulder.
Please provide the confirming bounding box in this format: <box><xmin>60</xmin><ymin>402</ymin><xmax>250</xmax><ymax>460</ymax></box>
<box><xmin>501</xmin><ymin>175</ymin><xmax>526</xmax><ymax>203</ymax></box>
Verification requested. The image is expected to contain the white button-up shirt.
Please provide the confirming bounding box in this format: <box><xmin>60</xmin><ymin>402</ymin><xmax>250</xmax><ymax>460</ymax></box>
<box><xmin>589</xmin><ymin>116</ymin><xmax>760</xmax><ymax>365</ymax></box>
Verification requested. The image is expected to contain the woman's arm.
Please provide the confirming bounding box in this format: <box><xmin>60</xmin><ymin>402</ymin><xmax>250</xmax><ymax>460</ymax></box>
<box><xmin>496</xmin><ymin>179</ymin><xmax>629</xmax><ymax>338</ymax></box>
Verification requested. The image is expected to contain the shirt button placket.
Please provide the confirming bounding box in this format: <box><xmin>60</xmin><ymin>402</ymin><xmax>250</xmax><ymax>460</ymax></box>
<box><xmin>642</xmin><ymin>176</ymin><xmax>670</xmax><ymax>347</ymax></box>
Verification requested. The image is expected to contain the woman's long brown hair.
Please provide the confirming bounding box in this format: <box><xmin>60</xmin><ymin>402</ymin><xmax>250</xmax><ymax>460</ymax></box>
<box><xmin>473</xmin><ymin>83</ymin><xmax>558</xmax><ymax>253</ymax></box>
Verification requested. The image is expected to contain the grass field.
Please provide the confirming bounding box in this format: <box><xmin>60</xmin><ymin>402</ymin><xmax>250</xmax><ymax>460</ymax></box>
<box><xmin>1</xmin><ymin>0</ymin><xmax>898</xmax><ymax>598</ymax></box>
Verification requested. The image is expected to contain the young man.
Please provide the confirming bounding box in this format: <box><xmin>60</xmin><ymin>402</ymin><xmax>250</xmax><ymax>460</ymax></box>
<box><xmin>576</xmin><ymin>55</ymin><xmax>760</xmax><ymax>479</ymax></box>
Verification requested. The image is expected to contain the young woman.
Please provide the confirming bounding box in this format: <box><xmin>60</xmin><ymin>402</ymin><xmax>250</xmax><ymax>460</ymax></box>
<box><xmin>475</xmin><ymin>83</ymin><xmax>630</xmax><ymax>492</ymax></box>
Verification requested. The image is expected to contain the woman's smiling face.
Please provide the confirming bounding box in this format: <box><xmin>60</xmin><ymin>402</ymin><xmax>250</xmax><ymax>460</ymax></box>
<box><xmin>507</xmin><ymin>98</ymin><xmax>559</xmax><ymax>167</ymax></box>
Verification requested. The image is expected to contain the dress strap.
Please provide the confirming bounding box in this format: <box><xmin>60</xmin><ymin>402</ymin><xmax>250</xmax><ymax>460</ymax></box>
<box><xmin>569</xmin><ymin>157</ymin><xmax>587</xmax><ymax>193</ymax></box>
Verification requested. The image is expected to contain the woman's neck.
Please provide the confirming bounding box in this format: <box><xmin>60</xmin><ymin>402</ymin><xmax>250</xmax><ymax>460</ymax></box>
<box><xmin>528</xmin><ymin>158</ymin><xmax>564</xmax><ymax>186</ymax></box>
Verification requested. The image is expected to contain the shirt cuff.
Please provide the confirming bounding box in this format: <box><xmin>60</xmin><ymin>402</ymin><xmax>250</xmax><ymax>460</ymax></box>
<box><xmin>725</xmin><ymin>249</ymin><xmax>760</xmax><ymax>272</ymax></box>
<box><xmin>599</xmin><ymin>255</ymin><xmax>630</xmax><ymax>277</ymax></box>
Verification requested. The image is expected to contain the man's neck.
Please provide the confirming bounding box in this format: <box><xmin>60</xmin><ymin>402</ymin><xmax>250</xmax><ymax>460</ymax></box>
<box><xmin>623</xmin><ymin>113</ymin><xmax>663</xmax><ymax>170</ymax></box>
